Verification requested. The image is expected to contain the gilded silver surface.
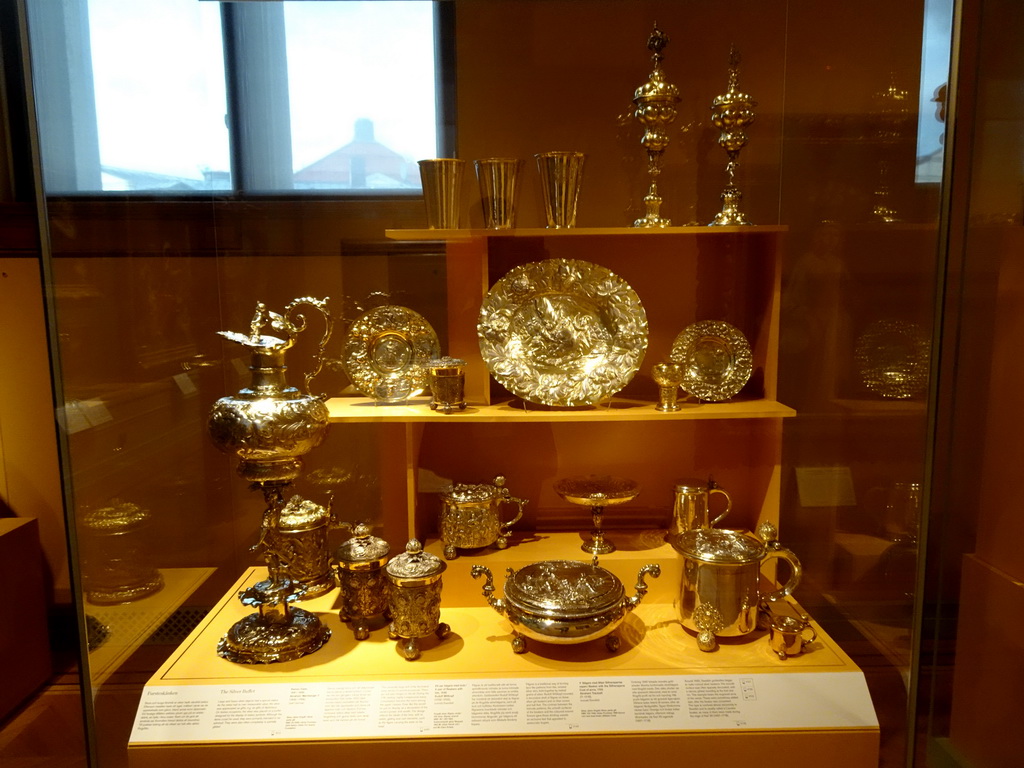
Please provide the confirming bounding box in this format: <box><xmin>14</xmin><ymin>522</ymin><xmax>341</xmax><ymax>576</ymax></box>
<box><xmin>334</xmin><ymin>523</ymin><xmax>390</xmax><ymax>640</ymax></box>
<box><xmin>555</xmin><ymin>474</ymin><xmax>639</xmax><ymax>555</ymax></box>
<box><xmin>670</xmin><ymin>479</ymin><xmax>732</xmax><ymax>538</ymax></box>
<box><xmin>652</xmin><ymin>361</ymin><xmax>684</xmax><ymax>411</ymax></box>
<box><xmin>343</xmin><ymin>305</ymin><xmax>440</xmax><ymax>402</ymax></box>
<box><xmin>709</xmin><ymin>47</ymin><xmax>757</xmax><ymax>226</ymax></box>
<box><xmin>428</xmin><ymin>357</ymin><xmax>467</xmax><ymax>413</ymax></box>
<box><xmin>387</xmin><ymin>540</ymin><xmax>449</xmax><ymax>660</ymax></box>
<box><xmin>475</xmin><ymin>158</ymin><xmax>521</xmax><ymax>229</ymax></box>
<box><xmin>670</xmin><ymin>320</ymin><xmax>753</xmax><ymax>402</ymax></box>
<box><xmin>674</xmin><ymin>528</ymin><xmax>802</xmax><ymax>647</ymax></box>
<box><xmin>471</xmin><ymin>560</ymin><xmax>660</xmax><ymax>653</ymax></box>
<box><xmin>209</xmin><ymin>298</ymin><xmax>333</xmax><ymax>484</ymax></box>
<box><xmin>478</xmin><ymin>259</ymin><xmax>648</xmax><ymax>407</ymax></box>
<box><xmin>632</xmin><ymin>23</ymin><xmax>680</xmax><ymax>228</ymax></box>
<box><xmin>854</xmin><ymin>318</ymin><xmax>930</xmax><ymax>399</ymax></box>
<box><xmin>265</xmin><ymin>495</ymin><xmax>334</xmax><ymax>600</ymax></box>
<box><xmin>216</xmin><ymin>605</ymin><xmax>331</xmax><ymax>664</ymax></box>
<box><xmin>535</xmin><ymin>151</ymin><xmax>585</xmax><ymax>228</ymax></box>
<box><xmin>440</xmin><ymin>475</ymin><xmax>527</xmax><ymax>560</ymax></box>
<box><xmin>209</xmin><ymin>298</ymin><xmax>334</xmax><ymax>664</ymax></box>
<box><xmin>768</xmin><ymin>613</ymin><xmax>817</xmax><ymax>659</ymax></box>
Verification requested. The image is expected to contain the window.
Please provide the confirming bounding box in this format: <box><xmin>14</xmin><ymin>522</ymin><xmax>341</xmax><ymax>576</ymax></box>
<box><xmin>26</xmin><ymin>0</ymin><xmax>443</xmax><ymax>194</ymax></box>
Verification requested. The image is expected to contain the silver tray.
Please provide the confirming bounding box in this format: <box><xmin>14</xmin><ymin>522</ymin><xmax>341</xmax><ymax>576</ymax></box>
<box><xmin>854</xmin><ymin>318</ymin><xmax>929</xmax><ymax>399</ymax></box>
<box><xmin>477</xmin><ymin>259</ymin><xmax>648</xmax><ymax>406</ymax></box>
<box><xmin>343</xmin><ymin>305</ymin><xmax>440</xmax><ymax>402</ymax></box>
<box><xmin>670</xmin><ymin>320</ymin><xmax>753</xmax><ymax>402</ymax></box>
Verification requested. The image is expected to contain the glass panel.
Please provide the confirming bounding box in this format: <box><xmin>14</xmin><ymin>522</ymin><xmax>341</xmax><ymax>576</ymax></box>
<box><xmin>87</xmin><ymin>0</ymin><xmax>229</xmax><ymax>192</ymax></box>
<box><xmin>25</xmin><ymin>0</ymin><xmax>230</xmax><ymax>193</ymax></box>
<box><xmin>284</xmin><ymin>1</ymin><xmax>436</xmax><ymax>190</ymax></box>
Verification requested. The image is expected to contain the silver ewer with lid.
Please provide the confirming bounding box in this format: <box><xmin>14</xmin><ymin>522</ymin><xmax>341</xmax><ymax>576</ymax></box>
<box><xmin>385</xmin><ymin>539</ymin><xmax>451</xmax><ymax>660</ymax></box>
<box><xmin>333</xmin><ymin>523</ymin><xmax>390</xmax><ymax>640</ymax></box>
<box><xmin>439</xmin><ymin>475</ymin><xmax>527</xmax><ymax>560</ymax></box>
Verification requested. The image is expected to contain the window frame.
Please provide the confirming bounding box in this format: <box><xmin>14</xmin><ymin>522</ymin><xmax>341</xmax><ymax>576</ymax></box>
<box><xmin>25</xmin><ymin>0</ymin><xmax>455</xmax><ymax>200</ymax></box>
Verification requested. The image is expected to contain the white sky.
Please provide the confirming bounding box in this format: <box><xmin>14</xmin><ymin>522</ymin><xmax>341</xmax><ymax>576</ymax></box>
<box><xmin>87</xmin><ymin>0</ymin><xmax>437</xmax><ymax>181</ymax></box>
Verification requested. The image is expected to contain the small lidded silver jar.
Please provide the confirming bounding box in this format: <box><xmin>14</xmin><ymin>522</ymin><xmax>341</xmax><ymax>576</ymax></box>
<box><xmin>428</xmin><ymin>356</ymin><xmax>467</xmax><ymax>413</ymax></box>
<box><xmin>386</xmin><ymin>539</ymin><xmax>450</xmax><ymax>660</ymax></box>
<box><xmin>440</xmin><ymin>475</ymin><xmax>527</xmax><ymax>560</ymax></box>
<box><xmin>333</xmin><ymin>523</ymin><xmax>390</xmax><ymax>640</ymax></box>
<box><xmin>266</xmin><ymin>495</ymin><xmax>335</xmax><ymax>600</ymax></box>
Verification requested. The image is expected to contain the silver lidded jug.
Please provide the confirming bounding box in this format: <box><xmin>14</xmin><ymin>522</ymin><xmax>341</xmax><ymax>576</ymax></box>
<box><xmin>672</xmin><ymin>522</ymin><xmax>801</xmax><ymax>652</ymax></box>
<box><xmin>439</xmin><ymin>475</ymin><xmax>527</xmax><ymax>560</ymax></box>
<box><xmin>669</xmin><ymin>477</ymin><xmax>731</xmax><ymax>539</ymax></box>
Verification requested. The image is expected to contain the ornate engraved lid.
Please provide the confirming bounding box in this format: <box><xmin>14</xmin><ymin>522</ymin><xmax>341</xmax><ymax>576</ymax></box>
<box><xmin>386</xmin><ymin>539</ymin><xmax>446</xmax><ymax>585</ymax></box>
<box><xmin>504</xmin><ymin>559</ymin><xmax>625</xmax><ymax>619</ymax></box>
<box><xmin>81</xmin><ymin>499</ymin><xmax>150</xmax><ymax>533</ymax></box>
<box><xmin>278</xmin><ymin>495</ymin><xmax>330</xmax><ymax>532</ymax></box>
<box><xmin>443</xmin><ymin>475</ymin><xmax>506</xmax><ymax>504</ymax></box>
<box><xmin>334</xmin><ymin>523</ymin><xmax>390</xmax><ymax>569</ymax></box>
<box><xmin>674</xmin><ymin>528</ymin><xmax>765</xmax><ymax>564</ymax></box>
<box><xmin>428</xmin><ymin>356</ymin><xmax>466</xmax><ymax>372</ymax></box>
<box><xmin>632</xmin><ymin>24</ymin><xmax>680</xmax><ymax>105</ymax></box>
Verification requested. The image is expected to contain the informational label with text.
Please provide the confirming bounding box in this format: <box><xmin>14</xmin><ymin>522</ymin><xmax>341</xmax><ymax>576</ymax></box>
<box><xmin>130</xmin><ymin>672</ymin><xmax>877</xmax><ymax>744</ymax></box>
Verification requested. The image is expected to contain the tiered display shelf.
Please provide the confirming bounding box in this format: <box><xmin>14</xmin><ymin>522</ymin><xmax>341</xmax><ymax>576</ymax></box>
<box><xmin>129</xmin><ymin>226</ymin><xmax>878</xmax><ymax>766</ymax></box>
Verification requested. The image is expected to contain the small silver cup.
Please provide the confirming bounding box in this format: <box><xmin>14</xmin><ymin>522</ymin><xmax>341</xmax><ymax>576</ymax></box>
<box><xmin>535</xmin><ymin>151</ymin><xmax>585</xmax><ymax>228</ymax></box>
<box><xmin>768</xmin><ymin>614</ymin><xmax>817</xmax><ymax>659</ymax></box>
<box><xmin>475</xmin><ymin>158</ymin><xmax>521</xmax><ymax>229</ymax></box>
<box><xmin>418</xmin><ymin>158</ymin><xmax>465</xmax><ymax>229</ymax></box>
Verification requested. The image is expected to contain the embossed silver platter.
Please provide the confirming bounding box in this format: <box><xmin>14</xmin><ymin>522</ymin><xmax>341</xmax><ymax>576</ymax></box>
<box><xmin>670</xmin><ymin>320</ymin><xmax>753</xmax><ymax>402</ymax></box>
<box><xmin>854</xmin><ymin>318</ymin><xmax>929</xmax><ymax>399</ymax></box>
<box><xmin>343</xmin><ymin>305</ymin><xmax>440</xmax><ymax>402</ymax></box>
<box><xmin>477</xmin><ymin>259</ymin><xmax>648</xmax><ymax>406</ymax></box>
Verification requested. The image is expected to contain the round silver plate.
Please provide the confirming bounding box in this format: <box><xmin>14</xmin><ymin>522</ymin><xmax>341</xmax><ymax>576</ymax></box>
<box><xmin>854</xmin><ymin>318</ymin><xmax>929</xmax><ymax>400</ymax></box>
<box><xmin>477</xmin><ymin>259</ymin><xmax>648</xmax><ymax>406</ymax></box>
<box><xmin>670</xmin><ymin>320</ymin><xmax>753</xmax><ymax>402</ymax></box>
<box><xmin>343</xmin><ymin>305</ymin><xmax>440</xmax><ymax>402</ymax></box>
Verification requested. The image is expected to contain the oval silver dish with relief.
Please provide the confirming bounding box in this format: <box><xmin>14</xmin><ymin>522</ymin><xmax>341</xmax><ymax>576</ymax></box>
<box><xmin>477</xmin><ymin>258</ymin><xmax>648</xmax><ymax>407</ymax></box>
<box><xmin>343</xmin><ymin>305</ymin><xmax>440</xmax><ymax>402</ymax></box>
<box><xmin>670</xmin><ymin>320</ymin><xmax>753</xmax><ymax>402</ymax></box>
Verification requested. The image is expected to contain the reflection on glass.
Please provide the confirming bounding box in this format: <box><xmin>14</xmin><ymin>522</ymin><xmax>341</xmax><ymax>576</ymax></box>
<box><xmin>88</xmin><ymin>0</ymin><xmax>229</xmax><ymax>191</ymax></box>
<box><xmin>285</xmin><ymin>1</ymin><xmax>437</xmax><ymax>190</ymax></box>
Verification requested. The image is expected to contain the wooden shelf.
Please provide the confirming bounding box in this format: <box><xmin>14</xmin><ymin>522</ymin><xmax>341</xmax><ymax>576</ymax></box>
<box><xmin>327</xmin><ymin>396</ymin><xmax>796</xmax><ymax>423</ymax></box>
<box><xmin>385</xmin><ymin>225</ymin><xmax>788</xmax><ymax>241</ymax></box>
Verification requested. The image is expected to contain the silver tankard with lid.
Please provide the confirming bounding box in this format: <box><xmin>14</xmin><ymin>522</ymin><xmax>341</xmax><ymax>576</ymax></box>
<box><xmin>439</xmin><ymin>475</ymin><xmax>527</xmax><ymax>560</ymax></box>
<box><xmin>266</xmin><ymin>495</ymin><xmax>335</xmax><ymax>600</ymax></box>
<box><xmin>333</xmin><ymin>523</ymin><xmax>390</xmax><ymax>640</ymax></box>
<box><xmin>386</xmin><ymin>539</ymin><xmax>450</xmax><ymax>660</ymax></box>
<box><xmin>672</xmin><ymin>523</ymin><xmax>801</xmax><ymax>652</ymax></box>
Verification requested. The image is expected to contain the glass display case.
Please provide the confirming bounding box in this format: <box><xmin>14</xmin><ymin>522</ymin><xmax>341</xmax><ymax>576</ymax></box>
<box><xmin>1</xmin><ymin>1</ymin><xmax>1021</xmax><ymax>766</ymax></box>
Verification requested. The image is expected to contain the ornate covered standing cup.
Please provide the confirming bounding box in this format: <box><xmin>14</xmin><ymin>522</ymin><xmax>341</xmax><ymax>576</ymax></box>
<box><xmin>385</xmin><ymin>539</ymin><xmax>450</xmax><ymax>660</ymax></box>
<box><xmin>333</xmin><ymin>523</ymin><xmax>390</xmax><ymax>640</ymax></box>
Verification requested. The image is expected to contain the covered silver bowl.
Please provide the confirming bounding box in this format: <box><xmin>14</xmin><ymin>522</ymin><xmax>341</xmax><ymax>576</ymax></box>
<box><xmin>471</xmin><ymin>558</ymin><xmax>659</xmax><ymax>654</ymax></box>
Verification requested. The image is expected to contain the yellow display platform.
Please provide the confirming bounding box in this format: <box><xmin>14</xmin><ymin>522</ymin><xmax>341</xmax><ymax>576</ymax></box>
<box><xmin>87</xmin><ymin>567</ymin><xmax>215</xmax><ymax>686</ymax></box>
<box><xmin>129</xmin><ymin>534</ymin><xmax>877</xmax><ymax>767</ymax></box>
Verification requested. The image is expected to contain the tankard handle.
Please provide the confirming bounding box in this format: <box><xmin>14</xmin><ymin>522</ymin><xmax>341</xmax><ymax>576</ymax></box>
<box><xmin>500</xmin><ymin>495</ymin><xmax>527</xmax><ymax>536</ymax></box>
<box><xmin>707</xmin><ymin>484</ymin><xmax>732</xmax><ymax>527</ymax></box>
<box><xmin>762</xmin><ymin>546</ymin><xmax>802</xmax><ymax>602</ymax></box>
